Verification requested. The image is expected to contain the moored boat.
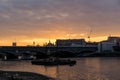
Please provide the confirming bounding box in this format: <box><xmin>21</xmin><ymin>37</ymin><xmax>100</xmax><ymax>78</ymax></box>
<box><xmin>31</xmin><ymin>49</ymin><xmax>76</xmax><ymax>66</ymax></box>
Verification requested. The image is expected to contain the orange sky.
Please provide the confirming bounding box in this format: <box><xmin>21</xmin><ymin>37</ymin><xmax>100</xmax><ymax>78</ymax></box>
<box><xmin>0</xmin><ymin>0</ymin><xmax>120</xmax><ymax>46</ymax></box>
<box><xmin>0</xmin><ymin>34</ymin><xmax>116</xmax><ymax>46</ymax></box>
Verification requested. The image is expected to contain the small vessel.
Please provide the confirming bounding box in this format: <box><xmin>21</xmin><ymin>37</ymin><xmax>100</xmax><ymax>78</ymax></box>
<box><xmin>31</xmin><ymin>59</ymin><xmax>76</xmax><ymax>66</ymax></box>
<box><xmin>31</xmin><ymin>49</ymin><xmax>76</xmax><ymax>66</ymax></box>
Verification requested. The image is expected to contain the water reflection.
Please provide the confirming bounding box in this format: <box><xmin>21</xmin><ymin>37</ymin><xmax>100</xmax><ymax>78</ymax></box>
<box><xmin>84</xmin><ymin>58</ymin><xmax>106</xmax><ymax>80</ymax></box>
<box><xmin>0</xmin><ymin>58</ymin><xmax>120</xmax><ymax>80</ymax></box>
<box><xmin>44</xmin><ymin>66</ymin><xmax>59</xmax><ymax>78</ymax></box>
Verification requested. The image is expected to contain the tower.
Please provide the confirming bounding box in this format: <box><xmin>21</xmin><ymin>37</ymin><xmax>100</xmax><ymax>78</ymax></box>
<box><xmin>12</xmin><ymin>42</ymin><xmax>17</xmax><ymax>47</ymax></box>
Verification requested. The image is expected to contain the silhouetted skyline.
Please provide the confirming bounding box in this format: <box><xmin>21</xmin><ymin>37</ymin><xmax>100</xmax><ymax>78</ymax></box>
<box><xmin>0</xmin><ymin>0</ymin><xmax>120</xmax><ymax>46</ymax></box>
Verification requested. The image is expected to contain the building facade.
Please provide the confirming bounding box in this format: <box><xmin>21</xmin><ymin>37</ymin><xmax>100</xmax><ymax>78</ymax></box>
<box><xmin>98</xmin><ymin>36</ymin><xmax>120</xmax><ymax>52</ymax></box>
<box><xmin>56</xmin><ymin>39</ymin><xmax>86</xmax><ymax>47</ymax></box>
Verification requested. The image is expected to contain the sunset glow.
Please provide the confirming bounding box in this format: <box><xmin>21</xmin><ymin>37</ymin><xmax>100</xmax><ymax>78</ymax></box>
<box><xmin>0</xmin><ymin>0</ymin><xmax>120</xmax><ymax>46</ymax></box>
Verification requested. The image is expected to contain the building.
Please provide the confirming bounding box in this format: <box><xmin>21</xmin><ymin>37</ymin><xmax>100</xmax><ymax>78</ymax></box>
<box><xmin>98</xmin><ymin>42</ymin><xmax>116</xmax><ymax>52</ymax></box>
<box><xmin>56</xmin><ymin>39</ymin><xmax>99</xmax><ymax>47</ymax></box>
<box><xmin>85</xmin><ymin>42</ymin><xmax>98</xmax><ymax>47</ymax></box>
<box><xmin>12</xmin><ymin>42</ymin><xmax>17</xmax><ymax>47</ymax></box>
<box><xmin>108</xmin><ymin>36</ymin><xmax>120</xmax><ymax>43</ymax></box>
<box><xmin>56</xmin><ymin>39</ymin><xmax>86</xmax><ymax>47</ymax></box>
<box><xmin>98</xmin><ymin>36</ymin><xmax>120</xmax><ymax>52</ymax></box>
<box><xmin>44</xmin><ymin>40</ymin><xmax>55</xmax><ymax>47</ymax></box>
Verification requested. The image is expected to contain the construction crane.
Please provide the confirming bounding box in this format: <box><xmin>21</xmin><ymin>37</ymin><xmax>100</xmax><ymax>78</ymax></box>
<box><xmin>88</xmin><ymin>29</ymin><xmax>92</xmax><ymax>42</ymax></box>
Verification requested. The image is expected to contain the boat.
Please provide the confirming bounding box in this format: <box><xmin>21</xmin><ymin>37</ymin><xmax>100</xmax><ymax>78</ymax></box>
<box><xmin>31</xmin><ymin>59</ymin><xmax>76</xmax><ymax>66</ymax></box>
<box><xmin>31</xmin><ymin>49</ymin><xmax>76</xmax><ymax>66</ymax></box>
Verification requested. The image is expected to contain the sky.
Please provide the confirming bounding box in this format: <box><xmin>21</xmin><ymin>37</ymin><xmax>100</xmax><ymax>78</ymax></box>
<box><xmin>0</xmin><ymin>0</ymin><xmax>120</xmax><ymax>46</ymax></box>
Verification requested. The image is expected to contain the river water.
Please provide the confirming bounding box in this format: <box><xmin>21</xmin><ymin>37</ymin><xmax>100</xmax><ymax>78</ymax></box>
<box><xmin>0</xmin><ymin>58</ymin><xmax>120</xmax><ymax>80</ymax></box>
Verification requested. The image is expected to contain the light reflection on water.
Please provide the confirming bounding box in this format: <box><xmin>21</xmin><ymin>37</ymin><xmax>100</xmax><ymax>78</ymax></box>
<box><xmin>0</xmin><ymin>58</ymin><xmax>120</xmax><ymax>80</ymax></box>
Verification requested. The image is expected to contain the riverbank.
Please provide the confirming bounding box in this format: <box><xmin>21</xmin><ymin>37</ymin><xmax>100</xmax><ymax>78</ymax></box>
<box><xmin>0</xmin><ymin>70</ymin><xmax>54</xmax><ymax>80</ymax></box>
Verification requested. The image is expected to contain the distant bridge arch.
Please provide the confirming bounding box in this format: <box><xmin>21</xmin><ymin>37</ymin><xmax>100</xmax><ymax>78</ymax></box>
<box><xmin>0</xmin><ymin>46</ymin><xmax>98</xmax><ymax>57</ymax></box>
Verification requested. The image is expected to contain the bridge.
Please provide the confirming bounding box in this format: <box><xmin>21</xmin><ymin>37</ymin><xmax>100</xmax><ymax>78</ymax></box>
<box><xmin>0</xmin><ymin>46</ymin><xmax>98</xmax><ymax>59</ymax></box>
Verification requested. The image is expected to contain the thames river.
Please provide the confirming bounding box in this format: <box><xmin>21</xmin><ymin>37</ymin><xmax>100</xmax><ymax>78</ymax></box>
<box><xmin>0</xmin><ymin>58</ymin><xmax>120</xmax><ymax>80</ymax></box>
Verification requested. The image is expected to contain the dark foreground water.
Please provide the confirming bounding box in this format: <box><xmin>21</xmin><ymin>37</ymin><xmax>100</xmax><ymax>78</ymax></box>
<box><xmin>0</xmin><ymin>58</ymin><xmax>120</xmax><ymax>80</ymax></box>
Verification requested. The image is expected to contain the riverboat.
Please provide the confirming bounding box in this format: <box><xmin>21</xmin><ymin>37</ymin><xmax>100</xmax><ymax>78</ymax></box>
<box><xmin>31</xmin><ymin>59</ymin><xmax>76</xmax><ymax>66</ymax></box>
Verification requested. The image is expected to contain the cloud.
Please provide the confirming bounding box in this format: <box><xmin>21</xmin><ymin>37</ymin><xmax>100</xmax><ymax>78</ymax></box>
<box><xmin>0</xmin><ymin>0</ymin><xmax>120</xmax><ymax>45</ymax></box>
